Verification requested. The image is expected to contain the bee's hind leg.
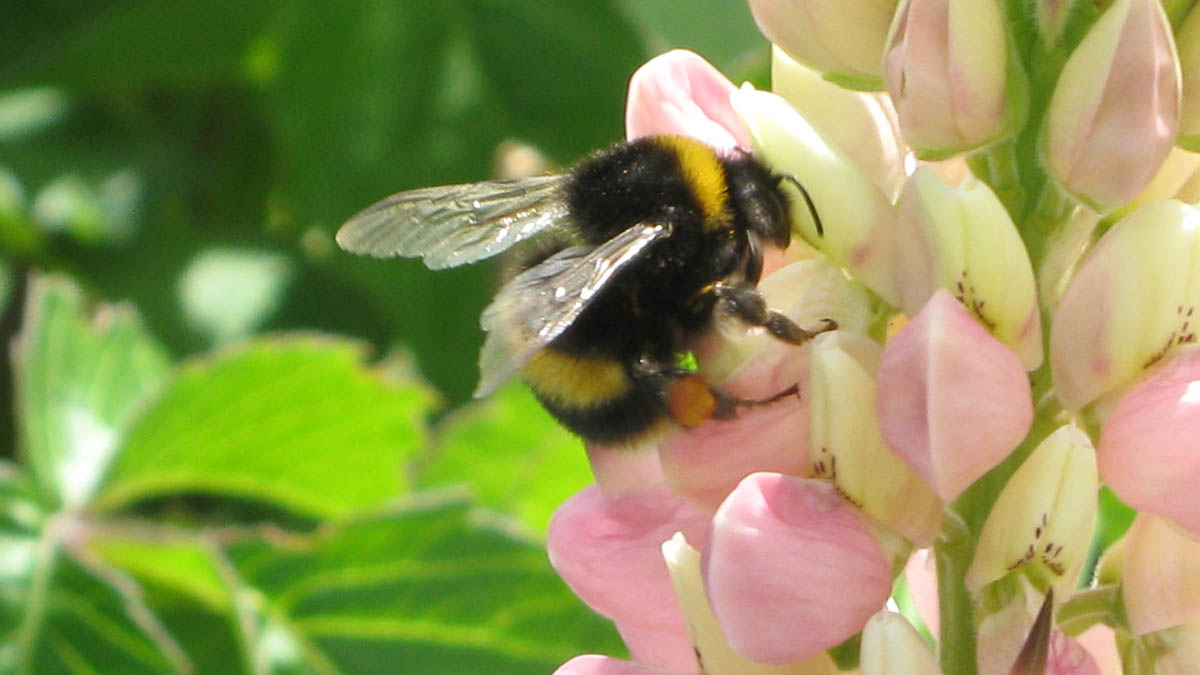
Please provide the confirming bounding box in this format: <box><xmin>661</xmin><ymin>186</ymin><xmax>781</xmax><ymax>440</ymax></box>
<box><xmin>707</xmin><ymin>382</ymin><xmax>800</xmax><ymax>420</ymax></box>
<box><xmin>713</xmin><ymin>282</ymin><xmax>838</xmax><ymax>345</ymax></box>
<box><xmin>634</xmin><ymin>359</ymin><xmax>801</xmax><ymax>428</ymax></box>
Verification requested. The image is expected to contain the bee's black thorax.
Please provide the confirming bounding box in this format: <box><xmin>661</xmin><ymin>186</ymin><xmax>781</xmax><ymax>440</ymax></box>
<box><xmin>520</xmin><ymin>135</ymin><xmax>793</xmax><ymax>445</ymax></box>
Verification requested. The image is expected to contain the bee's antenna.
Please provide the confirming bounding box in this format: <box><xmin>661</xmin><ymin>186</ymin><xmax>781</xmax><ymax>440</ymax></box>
<box><xmin>781</xmin><ymin>175</ymin><xmax>824</xmax><ymax>238</ymax></box>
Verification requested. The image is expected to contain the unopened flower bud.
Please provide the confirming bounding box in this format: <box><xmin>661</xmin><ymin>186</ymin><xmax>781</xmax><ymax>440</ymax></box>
<box><xmin>1050</xmin><ymin>200</ymin><xmax>1200</xmax><ymax>410</ymax></box>
<box><xmin>1043</xmin><ymin>0</ymin><xmax>1181</xmax><ymax>209</ymax></box>
<box><xmin>1120</xmin><ymin>513</ymin><xmax>1200</xmax><ymax>635</ymax></box>
<box><xmin>707</xmin><ymin>474</ymin><xmax>892</xmax><ymax>664</ymax></box>
<box><xmin>966</xmin><ymin>424</ymin><xmax>1098</xmax><ymax>596</ymax></box>
<box><xmin>748</xmin><ymin>0</ymin><xmax>899</xmax><ymax>90</ymax></box>
<box><xmin>860</xmin><ymin>610</ymin><xmax>941</xmax><ymax>675</ymax></box>
<box><xmin>809</xmin><ymin>332</ymin><xmax>943</xmax><ymax>545</ymax></box>
<box><xmin>893</xmin><ymin>167</ymin><xmax>1042</xmax><ymax>369</ymax></box>
<box><xmin>548</xmin><ymin>486</ymin><xmax>711</xmax><ymax>670</ymax></box>
<box><xmin>772</xmin><ymin>46</ymin><xmax>907</xmax><ymax>200</ymax></box>
<box><xmin>883</xmin><ymin>0</ymin><xmax>1025</xmax><ymax>157</ymax></box>
<box><xmin>730</xmin><ymin>85</ymin><xmax>900</xmax><ymax>304</ymax></box>
<box><xmin>1098</xmin><ymin>349</ymin><xmax>1200</xmax><ymax>536</ymax></box>
<box><xmin>877</xmin><ymin>290</ymin><xmax>1033</xmax><ymax>501</ymax></box>
<box><xmin>661</xmin><ymin>533</ymin><xmax>841</xmax><ymax>675</ymax></box>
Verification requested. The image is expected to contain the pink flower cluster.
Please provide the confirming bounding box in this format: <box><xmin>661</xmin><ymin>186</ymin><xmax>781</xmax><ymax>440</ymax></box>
<box><xmin>546</xmin><ymin>0</ymin><xmax>1200</xmax><ymax>668</ymax></box>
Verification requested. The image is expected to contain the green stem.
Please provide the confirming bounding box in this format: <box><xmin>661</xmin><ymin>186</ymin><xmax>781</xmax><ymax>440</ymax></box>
<box><xmin>1056</xmin><ymin>585</ymin><xmax>1121</xmax><ymax>636</ymax></box>
<box><xmin>935</xmin><ymin>513</ymin><xmax>978</xmax><ymax>675</ymax></box>
<box><xmin>933</xmin><ymin>366</ymin><xmax>1062</xmax><ymax>675</ymax></box>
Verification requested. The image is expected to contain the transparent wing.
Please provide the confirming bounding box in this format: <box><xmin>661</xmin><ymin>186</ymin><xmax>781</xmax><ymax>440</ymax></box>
<box><xmin>335</xmin><ymin>174</ymin><xmax>571</xmax><ymax>269</ymax></box>
<box><xmin>473</xmin><ymin>222</ymin><xmax>673</xmax><ymax>397</ymax></box>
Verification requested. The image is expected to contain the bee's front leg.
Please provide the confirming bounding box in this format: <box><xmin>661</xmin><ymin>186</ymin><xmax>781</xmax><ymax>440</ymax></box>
<box><xmin>713</xmin><ymin>282</ymin><xmax>837</xmax><ymax>345</ymax></box>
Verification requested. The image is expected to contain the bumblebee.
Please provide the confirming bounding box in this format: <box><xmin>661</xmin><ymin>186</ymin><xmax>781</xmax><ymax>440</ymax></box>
<box><xmin>336</xmin><ymin>134</ymin><xmax>835</xmax><ymax>445</ymax></box>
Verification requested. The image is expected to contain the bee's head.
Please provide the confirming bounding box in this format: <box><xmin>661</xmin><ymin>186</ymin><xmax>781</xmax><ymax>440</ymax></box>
<box><xmin>725</xmin><ymin>157</ymin><xmax>794</xmax><ymax>251</ymax></box>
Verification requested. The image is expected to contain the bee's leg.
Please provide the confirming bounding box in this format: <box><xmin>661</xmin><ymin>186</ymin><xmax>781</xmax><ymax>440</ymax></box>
<box><xmin>633</xmin><ymin>359</ymin><xmax>801</xmax><ymax>428</ymax></box>
<box><xmin>713</xmin><ymin>282</ymin><xmax>838</xmax><ymax>345</ymax></box>
<box><xmin>706</xmin><ymin>382</ymin><xmax>800</xmax><ymax>419</ymax></box>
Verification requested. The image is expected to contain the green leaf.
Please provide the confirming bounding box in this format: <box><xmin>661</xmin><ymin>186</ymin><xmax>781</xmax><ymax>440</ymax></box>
<box><xmin>420</xmin><ymin>383</ymin><xmax>590</xmax><ymax>533</ymax></box>
<box><xmin>0</xmin><ymin>464</ymin><xmax>41</xmax><ymax>641</ymax></box>
<box><xmin>92</xmin><ymin>337</ymin><xmax>436</xmax><ymax>517</ymax></box>
<box><xmin>89</xmin><ymin>538</ymin><xmax>231</xmax><ymax>613</ymax></box>
<box><xmin>10</xmin><ymin>549</ymin><xmax>183</xmax><ymax>675</ymax></box>
<box><xmin>226</xmin><ymin>495</ymin><xmax>622</xmax><ymax>673</ymax></box>
<box><xmin>13</xmin><ymin>275</ymin><xmax>172</xmax><ymax>509</ymax></box>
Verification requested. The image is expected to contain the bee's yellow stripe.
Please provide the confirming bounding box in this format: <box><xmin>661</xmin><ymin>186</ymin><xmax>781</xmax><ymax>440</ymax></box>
<box><xmin>522</xmin><ymin>349</ymin><xmax>630</xmax><ymax>407</ymax></box>
<box><xmin>655</xmin><ymin>135</ymin><xmax>730</xmax><ymax>229</ymax></box>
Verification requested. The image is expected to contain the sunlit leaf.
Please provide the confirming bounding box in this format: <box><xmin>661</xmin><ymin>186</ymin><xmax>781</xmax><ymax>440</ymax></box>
<box><xmin>92</xmin><ymin>337</ymin><xmax>435</xmax><ymax>517</ymax></box>
<box><xmin>10</xmin><ymin>552</ymin><xmax>184</xmax><ymax>674</ymax></box>
<box><xmin>13</xmin><ymin>275</ymin><xmax>171</xmax><ymax>509</ymax></box>
<box><xmin>89</xmin><ymin>538</ymin><xmax>230</xmax><ymax>613</ymax></box>
<box><xmin>0</xmin><ymin>463</ymin><xmax>40</xmax><ymax>643</ymax></box>
<box><xmin>226</xmin><ymin>495</ymin><xmax>623</xmax><ymax>674</ymax></box>
<box><xmin>420</xmin><ymin>383</ymin><xmax>589</xmax><ymax>533</ymax></box>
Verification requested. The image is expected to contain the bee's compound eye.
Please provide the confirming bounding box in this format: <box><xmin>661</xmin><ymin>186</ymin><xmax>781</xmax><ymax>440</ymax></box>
<box><xmin>664</xmin><ymin>374</ymin><xmax>716</xmax><ymax>427</ymax></box>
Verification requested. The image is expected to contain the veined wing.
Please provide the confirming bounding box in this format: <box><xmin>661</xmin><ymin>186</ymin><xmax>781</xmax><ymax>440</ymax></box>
<box><xmin>473</xmin><ymin>222</ymin><xmax>673</xmax><ymax>397</ymax></box>
<box><xmin>335</xmin><ymin>174</ymin><xmax>571</xmax><ymax>269</ymax></box>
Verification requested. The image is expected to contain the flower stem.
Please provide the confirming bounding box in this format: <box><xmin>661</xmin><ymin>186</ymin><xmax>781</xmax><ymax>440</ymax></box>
<box><xmin>1056</xmin><ymin>585</ymin><xmax>1121</xmax><ymax>636</ymax></box>
<box><xmin>935</xmin><ymin>513</ymin><xmax>978</xmax><ymax>675</ymax></box>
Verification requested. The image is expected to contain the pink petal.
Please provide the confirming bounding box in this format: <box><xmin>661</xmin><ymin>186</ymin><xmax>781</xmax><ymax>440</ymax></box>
<box><xmin>625</xmin><ymin>50</ymin><xmax>752</xmax><ymax>152</ymax></box>
<box><xmin>905</xmin><ymin>548</ymin><xmax>940</xmax><ymax>638</ymax></box>
<box><xmin>585</xmin><ymin>444</ymin><xmax>668</xmax><ymax>498</ymax></box>
<box><xmin>1048</xmin><ymin>631</ymin><xmax>1103</xmax><ymax>675</ymax></box>
<box><xmin>877</xmin><ymin>289</ymin><xmax>1033</xmax><ymax>501</ymax></box>
<box><xmin>1075</xmin><ymin>624</ymin><xmax>1118</xmax><ymax>672</ymax></box>
<box><xmin>1118</xmin><ymin>512</ymin><xmax>1200</xmax><ymax>635</ymax></box>
<box><xmin>554</xmin><ymin>655</ymin><xmax>691</xmax><ymax>675</ymax></box>
<box><xmin>657</xmin><ymin>340</ymin><xmax>811</xmax><ymax>512</ymax></box>
<box><xmin>1098</xmin><ymin>349</ymin><xmax>1200</xmax><ymax>536</ymax></box>
<box><xmin>705</xmin><ymin>473</ymin><xmax>891</xmax><ymax>663</ymax></box>
<box><xmin>1075</xmin><ymin>625</ymin><xmax>1122</xmax><ymax>675</ymax></box>
<box><xmin>547</xmin><ymin>485</ymin><xmax>711</xmax><ymax>672</ymax></box>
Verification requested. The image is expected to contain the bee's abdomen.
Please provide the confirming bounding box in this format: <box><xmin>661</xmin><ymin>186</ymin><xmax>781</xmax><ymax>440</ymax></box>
<box><xmin>522</xmin><ymin>348</ymin><xmax>667</xmax><ymax>444</ymax></box>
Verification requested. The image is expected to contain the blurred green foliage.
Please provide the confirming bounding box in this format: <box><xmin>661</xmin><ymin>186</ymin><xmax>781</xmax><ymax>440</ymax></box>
<box><xmin>0</xmin><ymin>1</ymin><xmax>770</xmax><ymax>672</ymax></box>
